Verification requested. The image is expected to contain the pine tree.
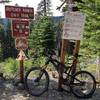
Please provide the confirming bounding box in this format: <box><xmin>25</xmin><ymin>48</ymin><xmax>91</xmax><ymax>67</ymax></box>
<box><xmin>29</xmin><ymin>16</ymin><xmax>55</xmax><ymax>55</ymax></box>
<box><xmin>78</xmin><ymin>0</ymin><xmax>100</xmax><ymax>57</ymax></box>
<box><xmin>0</xmin><ymin>20</ymin><xmax>16</xmax><ymax>61</ymax></box>
<box><xmin>36</xmin><ymin>0</ymin><xmax>53</xmax><ymax>18</ymax></box>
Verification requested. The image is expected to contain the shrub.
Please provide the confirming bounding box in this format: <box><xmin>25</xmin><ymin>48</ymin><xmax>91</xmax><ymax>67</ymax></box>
<box><xmin>3</xmin><ymin>58</ymin><xmax>19</xmax><ymax>78</ymax></box>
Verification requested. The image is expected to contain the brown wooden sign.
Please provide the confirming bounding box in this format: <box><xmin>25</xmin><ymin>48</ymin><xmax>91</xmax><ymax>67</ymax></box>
<box><xmin>11</xmin><ymin>19</ymin><xmax>30</xmax><ymax>38</ymax></box>
<box><xmin>5</xmin><ymin>5</ymin><xmax>34</xmax><ymax>19</ymax></box>
<box><xmin>15</xmin><ymin>37</ymin><xmax>28</xmax><ymax>50</ymax></box>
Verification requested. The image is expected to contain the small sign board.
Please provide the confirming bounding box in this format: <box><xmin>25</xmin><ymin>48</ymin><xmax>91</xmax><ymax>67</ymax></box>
<box><xmin>5</xmin><ymin>5</ymin><xmax>34</xmax><ymax>19</ymax></box>
<box><xmin>11</xmin><ymin>19</ymin><xmax>30</xmax><ymax>38</ymax></box>
<box><xmin>63</xmin><ymin>11</ymin><xmax>85</xmax><ymax>40</ymax></box>
<box><xmin>15</xmin><ymin>37</ymin><xmax>28</xmax><ymax>50</ymax></box>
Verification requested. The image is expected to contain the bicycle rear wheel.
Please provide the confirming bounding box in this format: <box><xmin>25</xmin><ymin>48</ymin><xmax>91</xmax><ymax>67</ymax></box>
<box><xmin>71</xmin><ymin>71</ymin><xmax>96</xmax><ymax>98</ymax></box>
<box><xmin>24</xmin><ymin>67</ymin><xmax>49</xmax><ymax>96</ymax></box>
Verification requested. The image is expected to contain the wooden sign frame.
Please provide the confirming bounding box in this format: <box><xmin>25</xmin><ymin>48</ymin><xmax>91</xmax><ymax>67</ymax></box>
<box><xmin>58</xmin><ymin>0</ymin><xmax>84</xmax><ymax>90</ymax></box>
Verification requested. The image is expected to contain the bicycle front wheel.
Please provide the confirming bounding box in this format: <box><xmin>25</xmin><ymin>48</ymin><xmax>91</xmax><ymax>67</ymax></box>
<box><xmin>24</xmin><ymin>67</ymin><xmax>49</xmax><ymax>96</ymax></box>
<box><xmin>71</xmin><ymin>71</ymin><xmax>96</xmax><ymax>98</ymax></box>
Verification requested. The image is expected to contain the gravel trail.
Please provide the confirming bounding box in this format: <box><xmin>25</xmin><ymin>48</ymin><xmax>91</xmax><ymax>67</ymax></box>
<box><xmin>0</xmin><ymin>76</ymin><xmax>100</xmax><ymax>100</ymax></box>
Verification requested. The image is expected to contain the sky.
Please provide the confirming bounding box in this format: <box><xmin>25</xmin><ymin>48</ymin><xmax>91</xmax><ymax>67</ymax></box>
<box><xmin>0</xmin><ymin>0</ymin><xmax>62</xmax><ymax>18</ymax></box>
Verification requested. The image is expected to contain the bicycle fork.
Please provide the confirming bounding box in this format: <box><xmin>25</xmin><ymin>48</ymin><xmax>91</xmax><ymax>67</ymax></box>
<box><xmin>35</xmin><ymin>61</ymin><xmax>49</xmax><ymax>82</ymax></box>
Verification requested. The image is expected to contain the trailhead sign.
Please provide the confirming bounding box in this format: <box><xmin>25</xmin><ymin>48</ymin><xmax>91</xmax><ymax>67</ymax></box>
<box><xmin>63</xmin><ymin>11</ymin><xmax>85</xmax><ymax>40</ymax></box>
<box><xmin>5</xmin><ymin>5</ymin><xmax>34</xmax><ymax>50</ymax></box>
<box><xmin>5</xmin><ymin>5</ymin><xmax>34</xmax><ymax>19</ymax></box>
<box><xmin>11</xmin><ymin>19</ymin><xmax>30</xmax><ymax>38</ymax></box>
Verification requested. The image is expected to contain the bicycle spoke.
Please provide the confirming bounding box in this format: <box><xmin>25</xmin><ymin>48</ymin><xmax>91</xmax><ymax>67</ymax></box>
<box><xmin>25</xmin><ymin>67</ymin><xmax>49</xmax><ymax>96</ymax></box>
<box><xmin>71</xmin><ymin>71</ymin><xmax>96</xmax><ymax>98</ymax></box>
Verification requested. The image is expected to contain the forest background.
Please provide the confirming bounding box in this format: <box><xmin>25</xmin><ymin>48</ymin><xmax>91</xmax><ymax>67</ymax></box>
<box><xmin>0</xmin><ymin>0</ymin><xmax>100</xmax><ymax>80</ymax></box>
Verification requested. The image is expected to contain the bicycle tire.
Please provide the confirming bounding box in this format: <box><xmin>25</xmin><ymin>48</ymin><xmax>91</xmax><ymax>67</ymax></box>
<box><xmin>71</xmin><ymin>71</ymin><xmax>96</xmax><ymax>98</ymax></box>
<box><xmin>24</xmin><ymin>67</ymin><xmax>49</xmax><ymax>96</ymax></box>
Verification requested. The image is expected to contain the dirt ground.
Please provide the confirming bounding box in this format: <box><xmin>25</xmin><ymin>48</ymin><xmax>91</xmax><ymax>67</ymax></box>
<box><xmin>0</xmin><ymin>76</ymin><xmax>100</xmax><ymax>100</ymax></box>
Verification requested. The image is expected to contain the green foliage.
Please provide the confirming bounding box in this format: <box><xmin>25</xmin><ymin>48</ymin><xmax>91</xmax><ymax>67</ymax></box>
<box><xmin>0</xmin><ymin>0</ymin><xmax>99</xmax><ymax>79</ymax></box>
<box><xmin>77</xmin><ymin>0</ymin><xmax>100</xmax><ymax>57</ymax></box>
<box><xmin>3</xmin><ymin>58</ymin><xmax>19</xmax><ymax>77</ymax></box>
<box><xmin>86</xmin><ymin>64</ymin><xmax>97</xmax><ymax>73</ymax></box>
<box><xmin>36</xmin><ymin>0</ymin><xmax>53</xmax><ymax>18</ymax></box>
<box><xmin>24</xmin><ymin>60</ymin><xmax>33</xmax><ymax>70</ymax></box>
<box><xmin>0</xmin><ymin>20</ymin><xmax>17</xmax><ymax>61</ymax></box>
<box><xmin>0</xmin><ymin>58</ymin><xmax>34</xmax><ymax>78</ymax></box>
<box><xmin>29</xmin><ymin>16</ymin><xmax>55</xmax><ymax>55</ymax></box>
<box><xmin>32</xmin><ymin>56</ymin><xmax>46</xmax><ymax>66</ymax></box>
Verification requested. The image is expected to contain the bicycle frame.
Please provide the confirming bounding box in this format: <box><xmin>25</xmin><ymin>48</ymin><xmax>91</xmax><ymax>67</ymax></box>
<box><xmin>40</xmin><ymin>53</ymin><xmax>84</xmax><ymax>84</ymax></box>
<box><xmin>41</xmin><ymin>57</ymin><xmax>60</xmax><ymax>71</ymax></box>
<box><xmin>41</xmin><ymin>57</ymin><xmax>83</xmax><ymax>86</ymax></box>
<box><xmin>41</xmin><ymin>55</ymin><xmax>73</xmax><ymax>78</ymax></box>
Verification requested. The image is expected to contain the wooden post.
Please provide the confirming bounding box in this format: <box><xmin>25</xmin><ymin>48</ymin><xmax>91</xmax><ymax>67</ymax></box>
<box><xmin>16</xmin><ymin>50</ymin><xmax>26</xmax><ymax>83</ymax></box>
<box><xmin>58</xmin><ymin>0</ymin><xmax>73</xmax><ymax>91</ymax></box>
<box><xmin>20</xmin><ymin>59</ymin><xmax>24</xmax><ymax>83</ymax></box>
<box><xmin>58</xmin><ymin>39</ymin><xmax>68</xmax><ymax>90</ymax></box>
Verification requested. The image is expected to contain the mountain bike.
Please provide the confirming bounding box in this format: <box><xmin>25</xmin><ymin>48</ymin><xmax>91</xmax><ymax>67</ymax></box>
<box><xmin>24</xmin><ymin>49</ymin><xmax>96</xmax><ymax>98</ymax></box>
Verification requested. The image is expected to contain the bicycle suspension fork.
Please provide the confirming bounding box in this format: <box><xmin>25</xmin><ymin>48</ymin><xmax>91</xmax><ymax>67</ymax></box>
<box><xmin>35</xmin><ymin>60</ymin><xmax>49</xmax><ymax>81</ymax></box>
